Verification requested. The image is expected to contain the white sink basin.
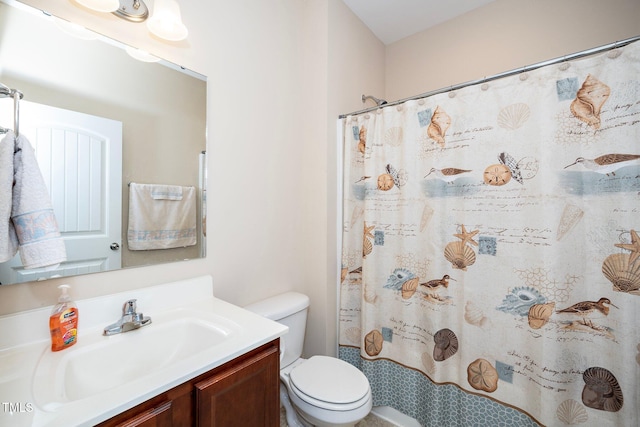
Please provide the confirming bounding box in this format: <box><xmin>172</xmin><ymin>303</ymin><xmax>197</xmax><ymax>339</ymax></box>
<box><xmin>32</xmin><ymin>308</ymin><xmax>240</xmax><ymax>410</ymax></box>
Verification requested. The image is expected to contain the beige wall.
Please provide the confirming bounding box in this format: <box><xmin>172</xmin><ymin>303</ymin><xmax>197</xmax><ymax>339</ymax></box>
<box><xmin>386</xmin><ymin>0</ymin><xmax>640</xmax><ymax>101</ymax></box>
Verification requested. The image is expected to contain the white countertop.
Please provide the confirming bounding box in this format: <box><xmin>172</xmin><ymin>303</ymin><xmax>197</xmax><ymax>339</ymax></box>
<box><xmin>0</xmin><ymin>276</ymin><xmax>287</xmax><ymax>427</ymax></box>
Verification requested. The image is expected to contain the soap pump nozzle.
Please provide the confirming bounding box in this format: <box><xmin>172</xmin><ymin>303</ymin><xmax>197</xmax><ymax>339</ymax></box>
<box><xmin>57</xmin><ymin>284</ymin><xmax>71</xmax><ymax>303</ymax></box>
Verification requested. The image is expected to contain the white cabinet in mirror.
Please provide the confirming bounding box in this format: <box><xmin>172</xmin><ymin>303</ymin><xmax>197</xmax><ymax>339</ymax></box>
<box><xmin>0</xmin><ymin>0</ymin><xmax>207</xmax><ymax>285</ymax></box>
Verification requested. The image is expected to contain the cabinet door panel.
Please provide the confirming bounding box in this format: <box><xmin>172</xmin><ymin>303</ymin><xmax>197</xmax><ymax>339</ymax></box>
<box><xmin>196</xmin><ymin>345</ymin><xmax>279</xmax><ymax>427</ymax></box>
<box><xmin>97</xmin><ymin>382</ymin><xmax>193</xmax><ymax>427</ymax></box>
<box><xmin>114</xmin><ymin>401</ymin><xmax>172</xmax><ymax>427</ymax></box>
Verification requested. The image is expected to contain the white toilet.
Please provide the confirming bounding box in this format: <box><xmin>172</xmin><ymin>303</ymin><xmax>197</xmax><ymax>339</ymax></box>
<box><xmin>245</xmin><ymin>292</ymin><xmax>372</xmax><ymax>427</ymax></box>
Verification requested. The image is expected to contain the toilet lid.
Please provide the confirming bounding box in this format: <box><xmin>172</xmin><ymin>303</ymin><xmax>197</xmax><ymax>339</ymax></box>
<box><xmin>289</xmin><ymin>356</ymin><xmax>369</xmax><ymax>405</ymax></box>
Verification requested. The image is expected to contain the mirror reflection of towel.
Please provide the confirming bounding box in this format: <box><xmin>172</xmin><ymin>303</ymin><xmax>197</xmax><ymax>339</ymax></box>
<box><xmin>0</xmin><ymin>131</ymin><xmax>67</xmax><ymax>268</ymax></box>
<box><xmin>127</xmin><ymin>183</ymin><xmax>196</xmax><ymax>250</ymax></box>
<box><xmin>0</xmin><ymin>132</ymin><xmax>18</xmax><ymax>262</ymax></box>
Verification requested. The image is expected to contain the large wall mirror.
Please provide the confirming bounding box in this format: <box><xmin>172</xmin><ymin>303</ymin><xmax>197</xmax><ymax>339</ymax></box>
<box><xmin>0</xmin><ymin>0</ymin><xmax>207</xmax><ymax>285</ymax></box>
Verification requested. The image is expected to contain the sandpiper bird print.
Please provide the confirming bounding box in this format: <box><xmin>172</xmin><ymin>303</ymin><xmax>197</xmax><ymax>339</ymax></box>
<box><xmin>420</xmin><ymin>275</ymin><xmax>456</xmax><ymax>302</ymax></box>
<box><xmin>564</xmin><ymin>153</ymin><xmax>640</xmax><ymax>176</ymax></box>
<box><xmin>424</xmin><ymin>167</ymin><xmax>472</xmax><ymax>183</ymax></box>
<box><xmin>556</xmin><ymin>297</ymin><xmax>618</xmax><ymax>326</ymax></box>
<box><xmin>420</xmin><ymin>274</ymin><xmax>455</xmax><ymax>291</ymax></box>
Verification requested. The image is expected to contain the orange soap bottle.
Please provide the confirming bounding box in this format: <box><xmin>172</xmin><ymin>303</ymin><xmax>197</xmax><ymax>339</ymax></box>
<box><xmin>49</xmin><ymin>284</ymin><xmax>79</xmax><ymax>352</ymax></box>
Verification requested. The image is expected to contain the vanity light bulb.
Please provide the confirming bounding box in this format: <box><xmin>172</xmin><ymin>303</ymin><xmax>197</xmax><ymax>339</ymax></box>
<box><xmin>75</xmin><ymin>0</ymin><xmax>120</xmax><ymax>13</ymax></box>
<box><xmin>146</xmin><ymin>0</ymin><xmax>188</xmax><ymax>41</ymax></box>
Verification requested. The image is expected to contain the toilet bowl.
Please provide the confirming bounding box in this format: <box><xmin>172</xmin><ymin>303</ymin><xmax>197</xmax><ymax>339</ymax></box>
<box><xmin>281</xmin><ymin>356</ymin><xmax>372</xmax><ymax>427</ymax></box>
<box><xmin>244</xmin><ymin>292</ymin><xmax>372</xmax><ymax>427</ymax></box>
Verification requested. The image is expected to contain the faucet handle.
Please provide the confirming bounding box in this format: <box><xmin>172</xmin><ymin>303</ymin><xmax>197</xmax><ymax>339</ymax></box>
<box><xmin>123</xmin><ymin>299</ymin><xmax>137</xmax><ymax>315</ymax></box>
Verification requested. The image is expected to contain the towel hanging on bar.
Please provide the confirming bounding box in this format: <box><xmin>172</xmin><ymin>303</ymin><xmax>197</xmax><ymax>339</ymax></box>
<box><xmin>1</xmin><ymin>131</ymin><xmax>67</xmax><ymax>268</ymax></box>
<box><xmin>127</xmin><ymin>182</ymin><xmax>197</xmax><ymax>250</ymax></box>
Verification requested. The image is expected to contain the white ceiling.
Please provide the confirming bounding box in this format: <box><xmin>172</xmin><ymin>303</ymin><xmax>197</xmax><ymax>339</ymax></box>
<box><xmin>342</xmin><ymin>0</ymin><xmax>496</xmax><ymax>45</ymax></box>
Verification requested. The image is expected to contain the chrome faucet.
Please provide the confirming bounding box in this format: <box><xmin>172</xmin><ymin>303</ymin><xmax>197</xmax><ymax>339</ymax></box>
<box><xmin>103</xmin><ymin>299</ymin><xmax>152</xmax><ymax>336</ymax></box>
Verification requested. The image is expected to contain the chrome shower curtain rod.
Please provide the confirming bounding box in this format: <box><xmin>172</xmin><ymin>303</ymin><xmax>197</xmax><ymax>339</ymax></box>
<box><xmin>339</xmin><ymin>34</ymin><xmax>640</xmax><ymax>119</ymax></box>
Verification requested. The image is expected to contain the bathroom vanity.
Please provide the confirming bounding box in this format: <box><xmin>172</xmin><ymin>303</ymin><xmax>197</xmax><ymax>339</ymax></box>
<box><xmin>0</xmin><ymin>276</ymin><xmax>287</xmax><ymax>427</ymax></box>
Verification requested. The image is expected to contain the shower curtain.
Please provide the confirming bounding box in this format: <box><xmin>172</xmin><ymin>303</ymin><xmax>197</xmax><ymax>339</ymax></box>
<box><xmin>339</xmin><ymin>40</ymin><xmax>640</xmax><ymax>427</ymax></box>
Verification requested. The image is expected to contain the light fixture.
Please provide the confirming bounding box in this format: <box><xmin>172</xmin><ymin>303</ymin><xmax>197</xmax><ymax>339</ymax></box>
<box><xmin>146</xmin><ymin>0</ymin><xmax>188</xmax><ymax>41</ymax></box>
<box><xmin>74</xmin><ymin>0</ymin><xmax>119</xmax><ymax>13</ymax></box>
<box><xmin>74</xmin><ymin>0</ymin><xmax>148</xmax><ymax>21</ymax></box>
<box><xmin>113</xmin><ymin>0</ymin><xmax>149</xmax><ymax>23</ymax></box>
<box><xmin>71</xmin><ymin>0</ymin><xmax>188</xmax><ymax>41</ymax></box>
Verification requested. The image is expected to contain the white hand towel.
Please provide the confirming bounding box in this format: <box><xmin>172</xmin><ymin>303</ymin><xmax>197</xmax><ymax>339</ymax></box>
<box><xmin>0</xmin><ymin>132</ymin><xmax>18</xmax><ymax>263</ymax></box>
<box><xmin>10</xmin><ymin>132</ymin><xmax>67</xmax><ymax>268</ymax></box>
<box><xmin>150</xmin><ymin>185</ymin><xmax>183</xmax><ymax>200</ymax></box>
<box><xmin>127</xmin><ymin>183</ymin><xmax>196</xmax><ymax>250</ymax></box>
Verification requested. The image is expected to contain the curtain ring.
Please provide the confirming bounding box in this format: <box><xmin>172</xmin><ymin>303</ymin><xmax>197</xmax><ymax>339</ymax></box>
<box><xmin>481</xmin><ymin>77</ymin><xmax>489</xmax><ymax>91</ymax></box>
<box><xmin>607</xmin><ymin>41</ymin><xmax>622</xmax><ymax>59</ymax></box>
<box><xmin>519</xmin><ymin>66</ymin><xmax>529</xmax><ymax>81</ymax></box>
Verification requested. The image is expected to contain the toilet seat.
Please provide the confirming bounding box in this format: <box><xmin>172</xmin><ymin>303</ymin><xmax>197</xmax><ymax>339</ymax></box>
<box><xmin>288</xmin><ymin>356</ymin><xmax>370</xmax><ymax>411</ymax></box>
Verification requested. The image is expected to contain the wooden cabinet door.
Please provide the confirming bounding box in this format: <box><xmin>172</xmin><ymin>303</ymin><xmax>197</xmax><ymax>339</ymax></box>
<box><xmin>195</xmin><ymin>343</ymin><xmax>280</xmax><ymax>427</ymax></box>
<box><xmin>113</xmin><ymin>401</ymin><xmax>172</xmax><ymax>427</ymax></box>
<box><xmin>97</xmin><ymin>382</ymin><xmax>193</xmax><ymax>427</ymax></box>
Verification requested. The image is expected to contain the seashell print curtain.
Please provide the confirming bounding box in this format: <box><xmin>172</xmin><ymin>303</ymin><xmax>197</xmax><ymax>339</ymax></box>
<box><xmin>338</xmin><ymin>40</ymin><xmax>640</xmax><ymax>427</ymax></box>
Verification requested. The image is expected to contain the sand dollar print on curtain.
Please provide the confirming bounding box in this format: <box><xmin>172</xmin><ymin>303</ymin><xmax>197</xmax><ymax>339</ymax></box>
<box><xmin>339</xmin><ymin>40</ymin><xmax>640</xmax><ymax>426</ymax></box>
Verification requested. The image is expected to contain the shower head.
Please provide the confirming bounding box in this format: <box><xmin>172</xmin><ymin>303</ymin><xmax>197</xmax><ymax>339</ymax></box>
<box><xmin>362</xmin><ymin>94</ymin><xmax>388</xmax><ymax>106</ymax></box>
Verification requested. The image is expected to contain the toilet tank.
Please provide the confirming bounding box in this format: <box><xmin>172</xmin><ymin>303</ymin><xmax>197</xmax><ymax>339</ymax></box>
<box><xmin>244</xmin><ymin>292</ymin><xmax>309</xmax><ymax>368</ymax></box>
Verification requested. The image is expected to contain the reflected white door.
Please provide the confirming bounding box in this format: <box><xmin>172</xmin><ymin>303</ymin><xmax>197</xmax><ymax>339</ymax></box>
<box><xmin>0</xmin><ymin>101</ymin><xmax>122</xmax><ymax>283</ymax></box>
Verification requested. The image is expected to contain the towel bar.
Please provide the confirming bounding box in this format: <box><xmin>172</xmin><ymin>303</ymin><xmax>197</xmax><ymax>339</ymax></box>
<box><xmin>0</xmin><ymin>82</ymin><xmax>23</xmax><ymax>136</ymax></box>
